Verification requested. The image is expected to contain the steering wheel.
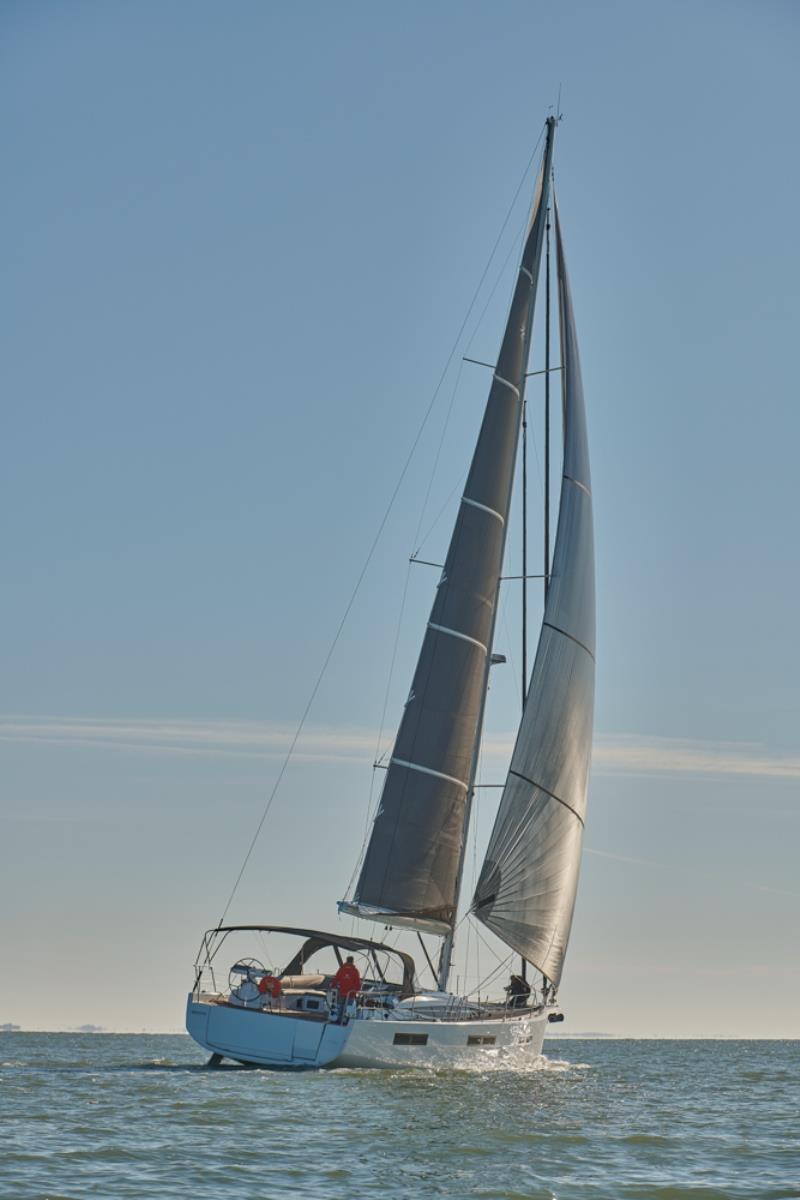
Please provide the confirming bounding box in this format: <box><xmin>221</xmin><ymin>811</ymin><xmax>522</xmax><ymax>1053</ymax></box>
<box><xmin>229</xmin><ymin>957</ymin><xmax>267</xmax><ymax>1001</ymax></box>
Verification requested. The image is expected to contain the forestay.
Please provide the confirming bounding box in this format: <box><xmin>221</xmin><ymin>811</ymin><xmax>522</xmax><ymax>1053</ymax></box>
<box><xmin>472</xmin><ymin>202</ymin><xmax>595</xmax><ymax>985</ymax></box>
<box><xmin>341</xmin><ymin>128</ymin><xmax>556</xmax><ymax>935</ymax></box>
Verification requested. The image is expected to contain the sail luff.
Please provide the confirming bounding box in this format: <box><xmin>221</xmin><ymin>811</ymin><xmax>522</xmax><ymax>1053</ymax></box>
<box><xmin>472</xmin><ymin>198</ymin><xmax>595</xmax><ymax>986</ymax></box>
<box><xmin>341</xmin><ymin>124</ymin><xmax>556</xmax><ymax>936</ymax></box>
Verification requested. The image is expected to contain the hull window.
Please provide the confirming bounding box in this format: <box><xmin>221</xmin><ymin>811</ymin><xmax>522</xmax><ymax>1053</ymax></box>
<box><xmin>393</xmin><ymin>1033</ymin><xmax>429</xmax><ymax>1046</ymax></box>
<box><xmin>467</xmin><ymin>1035</ymin><xmax>496</xmax><ymax>1046</ymax></box>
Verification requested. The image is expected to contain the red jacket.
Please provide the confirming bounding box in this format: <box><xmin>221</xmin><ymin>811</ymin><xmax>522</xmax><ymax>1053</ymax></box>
<box><xmin>331</xmin><ymin>963</ymin><xmax>361</xmax><ymax>998</ymax></box>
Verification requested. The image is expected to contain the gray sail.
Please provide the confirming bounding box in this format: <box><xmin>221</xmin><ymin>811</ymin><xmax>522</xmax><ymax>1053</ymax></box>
<box><xmin>473</xmin><ymin>202</ymin><xmax>595</xmax><ymax>984</ymax></box>
<box><xmin>341</xmin><ymin>125</ymin><xmax>556</xmax><ymax>935</ymax></box>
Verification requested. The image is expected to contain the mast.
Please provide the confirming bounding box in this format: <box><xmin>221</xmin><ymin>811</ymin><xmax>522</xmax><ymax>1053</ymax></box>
<box><xmin>523</xmin><ymin>206</ymin><xmax>553</xmax><ymax>993</ymax></box>
<box><xmin>520</xmin><ymin>168</ymin><xmax>554</xmax><ymax>992</ymax></box>
<box><xmin>544</xmin><ymin>207</ymin><xmax>551</xmax><ymax>603</ymax></box>
<box><xmin>520</xmin><ymin>381</ymin><xmax>528</xmax><ymax>997</ymax></box>
<box><xmin>522</xmin><ymin>400</ymin><xmax>528</xmax><ymax>709</ymax></box>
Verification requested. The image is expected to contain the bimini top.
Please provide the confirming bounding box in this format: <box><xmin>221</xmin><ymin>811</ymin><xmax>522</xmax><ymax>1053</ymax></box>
<box><xmin>200</xmin><ymin>925</ymin><xmax>417</xmax><ymax>995</ymax></box>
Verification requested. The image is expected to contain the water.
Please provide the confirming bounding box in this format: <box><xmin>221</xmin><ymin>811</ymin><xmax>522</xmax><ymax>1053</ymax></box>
<box><xmin>1</xmin><ymin>1035</ymin><xmax>797</xmax><ymax>1199</ymax></box>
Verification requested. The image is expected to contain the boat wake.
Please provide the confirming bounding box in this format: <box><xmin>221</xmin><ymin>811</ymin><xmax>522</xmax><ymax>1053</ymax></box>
<box><xmin>476</xmin><ymin>1049</ymin><xmax>591</xmax><ymax>1074</ymax></box>
<box><xmin>328</xmin><ymin>1051</ymin><xmax>591</xmax><ymax>1078</ymax></box>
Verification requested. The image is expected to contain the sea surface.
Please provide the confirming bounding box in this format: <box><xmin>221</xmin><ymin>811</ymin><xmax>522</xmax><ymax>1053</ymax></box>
<box><xmin>1</xmin><ymin>1034</ymin><xmax>797</xmax><ymax>1199</ymax></box>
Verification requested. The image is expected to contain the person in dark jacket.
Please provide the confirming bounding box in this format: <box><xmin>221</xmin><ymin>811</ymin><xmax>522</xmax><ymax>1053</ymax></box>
<box><xmin>505</xmin><ymin>973</ymin><xmax>531</xmax><ymax>1009</ymax></box>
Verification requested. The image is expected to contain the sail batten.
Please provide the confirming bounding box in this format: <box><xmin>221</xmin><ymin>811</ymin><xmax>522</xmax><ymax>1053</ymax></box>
<box><xmin>472</xmin><ymin>200</ymin><xmax>595</xmax><ymax>986</ymax></box>
<box><xmin>342</xmin><ymin>125</ymin><xmax>557</xmax><ymax>935</ymax></box>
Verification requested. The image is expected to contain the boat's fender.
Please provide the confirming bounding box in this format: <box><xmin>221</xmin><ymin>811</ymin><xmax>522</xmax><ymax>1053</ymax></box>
<box><xmin>258</xmin><ymin>974</ymin><xmax>282</xmax><ymax>998</ymax></box>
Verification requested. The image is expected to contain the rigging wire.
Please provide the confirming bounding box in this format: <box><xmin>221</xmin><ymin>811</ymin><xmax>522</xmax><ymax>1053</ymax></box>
<box><xmin>465</xmin><ymin>216</ymin><xmax>546</xmax><ymax>501</ymax></box>
<box><xmin>468</xmin><ymin>913</ymin><xmax>509</xmax><ymax>966</ymax></box>
<box><xmin>411</xmin><ymin>357</ymin><xmax>465</xmax><ymax>558</ymax></box>
<box><xmin>462</xmin><ymin>760</ymin><xmax>480</xmax><ymax>991</ymax></box>
<box><xmin>469</xmin><ymin>951</ymin><xmax>514</xmax><ymax>1001</ymax></box>
<box><xmin>217</xmin><ymin>125</ymin><xmax>549</xmax><ymax>928</ymax></box>
<box><xmin>344</xmin><ymin>356</ymin><xmax>467</xmax><ymax>899</ymax></box>
<box><xmin>412</xmin><ymin>206</ymin><xmax>546</xmax><ymax>560</ymax></box>
<box><xmin>344</xmin><ymin>558</ymin><xmax>412</xmax><ymax>900</ymax></box>
<box><xmin>462</xmin><ymin>914</ymin><xmax>514</xmax><ymax>1000</ymax></box>
<box><xmin>500</xmin><ymin>586</ymin><xmax>520</xmax><ymax>696</ymax></box>
<box><xmin>412</xmin><ymin>134</ymin><xmax>549</xmax><ymax>559</ymax></box>
<box><xmin>350</xmin><ymin>185</ymin><xmax>549</xmax><ymax>905</ymax></box>
<box><xmin>411</xmin><ymin>475</ymin><xmax>463</xmax><ymax>560</ymax></box>
<box><xmin>464</xmin><ymin>221</ymin><xmax>526</xmax><ymax>359</ymax></box>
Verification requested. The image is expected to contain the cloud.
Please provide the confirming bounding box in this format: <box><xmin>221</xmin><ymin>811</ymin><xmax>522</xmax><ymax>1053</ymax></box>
<box><xmin>0</xmin><ymin>715</ymin><xmax>378</xmax><ymax>764</ymax></box>
<box><xmin>591</xmin><ymin>733</ymin><xmax>800</xmax><ymax>781</ymax></box>
<box><xmin>1</xmin><ymin>716</ymin><xmax>800</xmax><ymax>784</ymax></box>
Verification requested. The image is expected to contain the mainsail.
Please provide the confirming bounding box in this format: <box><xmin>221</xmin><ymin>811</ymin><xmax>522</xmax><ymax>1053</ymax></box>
<box><xmin>472</xmin><ymin>201</ymin><xmax>595</xmax><ymax>985</ymax></box>
<box><xmin>341</xmin><ymin>123</ymin><xmax>557</xmax><ymax>936</ymax></box>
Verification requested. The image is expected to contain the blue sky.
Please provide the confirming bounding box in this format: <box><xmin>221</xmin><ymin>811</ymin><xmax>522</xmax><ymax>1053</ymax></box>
<box><xmin>2</xmin><ymin>0</ymin><xmax>798</xmax><ymax>1035</ymax></box>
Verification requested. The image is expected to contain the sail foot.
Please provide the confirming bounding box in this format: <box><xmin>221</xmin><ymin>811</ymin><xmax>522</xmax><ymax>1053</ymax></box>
<box><xmin>337</xmin><ymin>901</ymin><xmax>451</xmax><ymax>938</ymax></box>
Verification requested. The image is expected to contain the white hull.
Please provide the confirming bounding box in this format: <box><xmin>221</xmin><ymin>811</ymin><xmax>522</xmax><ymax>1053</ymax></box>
<box><xmin>186</xmin><ymin>995</ymin><xmax>552</xmax><ymax>1070</ymax></box>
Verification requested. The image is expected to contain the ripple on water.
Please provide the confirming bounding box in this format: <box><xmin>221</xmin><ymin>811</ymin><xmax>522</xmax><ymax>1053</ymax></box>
<box><xmin>0</xmin><ymin>1035</ymin><xmax>798</xmax><ymax>1199</ymax></box>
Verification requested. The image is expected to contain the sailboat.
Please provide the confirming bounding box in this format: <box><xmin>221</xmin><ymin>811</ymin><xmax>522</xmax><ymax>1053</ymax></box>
<box><xmin>186</xmin><ymin>116</ymin><xmax>595</xmax><ymax>1068</ymax></box>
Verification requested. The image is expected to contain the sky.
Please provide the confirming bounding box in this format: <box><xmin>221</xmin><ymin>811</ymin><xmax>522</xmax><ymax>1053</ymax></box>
<box><xmin>2</xmin><ymin>0</ymin><xmax>799</xmax><ymax>1037</ymax></box>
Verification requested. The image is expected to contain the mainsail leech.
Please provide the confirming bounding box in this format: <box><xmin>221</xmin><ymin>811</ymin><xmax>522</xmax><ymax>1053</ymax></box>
<box><xmin>340</xmin><ymin>123</ymin><xmax>557</xmax><ymax>936</ymax></box>
<box><xmin>472</xmin><ymin>199</ymin><xmax>595</xmax><ymax>987</ymax></box>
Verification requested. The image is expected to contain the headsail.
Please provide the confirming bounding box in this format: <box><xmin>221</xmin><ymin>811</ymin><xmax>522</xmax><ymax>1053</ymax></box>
<box><xmin>341</xmin><ymin>124</ymin><xmax>557</xmax><ymax>935</ymax></box>
<box><xmin>472</xmin><ymin>201</ymin><xmax>595</xmax><ymax>985</ymax></box>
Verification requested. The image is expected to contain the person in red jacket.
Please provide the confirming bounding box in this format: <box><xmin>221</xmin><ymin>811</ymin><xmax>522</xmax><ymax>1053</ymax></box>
<box><xmin>331</xmin><ymin>956</ymin><xmax>361</xmax><ymax>1022</ymax></box>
